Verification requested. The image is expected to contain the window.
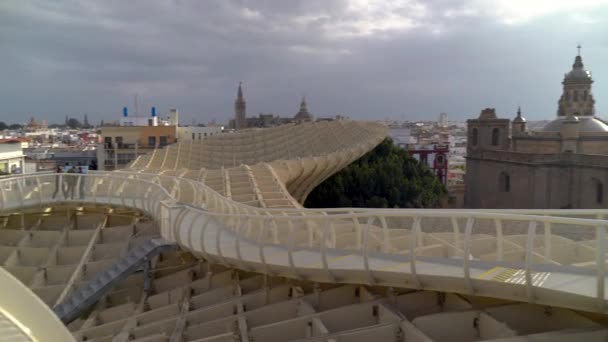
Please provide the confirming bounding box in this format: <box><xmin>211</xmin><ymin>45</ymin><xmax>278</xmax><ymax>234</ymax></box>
<box><xmin>574</xmin><ymin>90</ymin><xmax>579</xmax><ymax>101</ymax></box>
<box><xmin>148</xmin><ymin>136</ymin><xmax>156</xmax><ymax>147</ymax></box>
<box><xmin>420</xmin><ymin>153</ymin><xmax>428</xmax><ymax>166</ymax></box>
<box><xmin>198</xmin><ymin>133</ymin><xmax>202</xmax><ymax>140</ymax></box>
<box><xmin>436</xmin><ymin>154</ymin><xmax>444</xmax><ymax>165</ymax></box>
<box><xmin>104</xmin><ymin>137</ymin><xmax>112</xmax><ymax>149</ymax></box>
<box><xmin>583</xmin><ymin>90</ymin><xmax>588</xmax><ymax>101</ymax></box>
<box><xmin>594</xmin><ymin>178</ymin><xmax>604</xmax><ymax>204</ymax></box>
<box><xmin>115</xmin><ymin>136</ymin><xmax>123</xmax><ymax>149</ymax></box>
<box><xmin>491</xmin><ymin>128</ymin><xmax>500</xmax><ymax>146</ymax></box>
<box><xmin>204</xmin><ymin>133</ymin><xmax>207</xmax><ymax>137</ymax></box>
<box><xmin>192</xmin><ymin>133</ymin><xmax>195</xmax><ymax>140</ymax></box>
<box><xmin>159</xmin><ymin>136</ymin><xmax>168</xmax><ymax>147</ymax></box>
<box><xmin>499</xmin><ymin>172</ymin><xmax>510</xmax><ymax>192</ymax></box>
<box><xmin>471</xmin><ymin>128</ymin><xmax>478</xmax><ymax>146</ymax></box>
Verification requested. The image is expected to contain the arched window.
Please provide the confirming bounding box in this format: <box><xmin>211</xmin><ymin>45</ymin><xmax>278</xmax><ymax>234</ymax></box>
<box><xmin>593</xmin><ymin>178</ymin><xmax>604</xmax><ymax>204</ymax></box>
<box><xmin>574</xmin><ymin>90</ymin><xmax>579</xmax><ymax>101</ymax></box>
<box><xmin>471</xmin><ymin>128</ymin><xmax>478</xmax><ymax>146</ymax></box>
<box><xmin>565</xmin><ymin>92</ymin><xmax>570</xmax><ymax>101</ymax></box>
<box><xmin>499</xmin><ymin>172</ymin><xmax>510</xmax><ymax>193</ymax></box>
<box><xmin>583</xmin><ymin>90</ymin><xmax>588</xmax><ymax>101</ymax></box>
<box><xmin>491</xmin><ymin>128</ymin><xmax>500</xmax><ymax>146</ymax></box>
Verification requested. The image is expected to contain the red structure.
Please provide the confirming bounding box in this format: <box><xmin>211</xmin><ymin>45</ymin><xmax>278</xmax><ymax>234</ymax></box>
<box><xmin>405</xmin><ymin>143</ymin><xmax>449</xmax><ymax>186</ymax></box>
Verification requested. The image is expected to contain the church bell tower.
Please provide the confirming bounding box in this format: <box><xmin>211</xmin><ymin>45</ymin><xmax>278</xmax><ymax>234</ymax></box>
<box><xmin>557</xmin><ymin>46</ymin><xmax>595</xmax><ymax>117</ymax></box>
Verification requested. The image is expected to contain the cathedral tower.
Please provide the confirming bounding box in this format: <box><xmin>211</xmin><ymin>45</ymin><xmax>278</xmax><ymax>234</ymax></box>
<box><xmin>557</xmin><ymin>46</ymin><xmax>595</xmax><ymax>117</ymax></box>
<box><xmin>234</xmin><ymin>82</ymin><xmax>247</xmax><ymax>130</ymax></box>
<box><xmin>294</xmin><ymin>96</ymin><xmax>313</xmax><ymax>122</ymax></box>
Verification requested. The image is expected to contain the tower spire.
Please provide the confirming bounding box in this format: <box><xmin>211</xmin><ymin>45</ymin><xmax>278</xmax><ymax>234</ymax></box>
<box><xmin>577</xmin><ymin>44</ymin><xmax>581</xmax><ymax>56</ymax></box>
<box><xmin>517</xmin><ymin>105</ymin><xmax>522</xmax><ymax>118</ymax></box>
<box><xmin>234</xmin><ymin>82</ymin><xmax>246</xmax><ymax>130</ymax></box>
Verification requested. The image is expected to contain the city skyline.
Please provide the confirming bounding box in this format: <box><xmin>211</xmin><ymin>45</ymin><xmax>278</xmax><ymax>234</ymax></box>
<box><xmin>2</xmin><ymin>1</ymin><xmax>608</xmax><ymax>124</ymax></box>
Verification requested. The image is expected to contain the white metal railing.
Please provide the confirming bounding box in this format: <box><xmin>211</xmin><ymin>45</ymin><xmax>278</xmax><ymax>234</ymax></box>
<box><xmin>1</xmin><ymin>172</ymin><xmax>608</xmax><ymax>314</ymax></box>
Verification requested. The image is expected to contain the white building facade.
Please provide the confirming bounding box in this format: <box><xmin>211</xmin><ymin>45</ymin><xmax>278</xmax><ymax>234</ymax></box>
<box><xmin>0</xmin><ymin>140</ymin><xmax>25</xmax><ymax>174</ymax></box>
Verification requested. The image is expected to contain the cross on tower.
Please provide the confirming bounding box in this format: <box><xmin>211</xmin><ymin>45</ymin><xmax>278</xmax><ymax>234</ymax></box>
<box><xmin>577</xmin><ymin>44</ymin><xmax>582</xmax><ymax>56</ymax></box>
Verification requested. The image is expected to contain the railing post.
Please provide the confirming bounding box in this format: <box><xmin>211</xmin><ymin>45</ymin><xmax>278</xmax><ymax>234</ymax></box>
<box><xmin>409</xmin><ymin>216</ymin><xmax>421</xmax><ymax>289</ymax></box>
<box><xmin>235</xmin><ymin>218</ymin><xmax>248</xmax><ymax>270</ymax></box>
<box><xmin>596</xmin><ymin>215</ymin><xmax>606</xmax><ymax>312</ymax></box>
<box><xmin>215</xmin><ymin>213</ymin><xmax>227</xmax><ymax>266</ymax></box>
<box><xmin>544</xmin><ymin>221</ymin><xmax>552</xmax><ymax>261</ymax></box>
<box><xmin>351</xmin><ymin>211</ymin><xmax>361</xmax><ymax>249</ymax></box>
<box><xmin>16</xmin><ymin>177</ymin><xmax>24</xmax><ymax>209</ymax></box>
<box><xmin>106</xmin><ymin>177</ymin><xmax>115</xmax><ymax>205</ymax></box>
<box><xmin>306</xmin><ymin>217</ymin><xmax>315</xmax><ymax>248</ymax></box>
<box><xmin>92</xmin><ymin>174</ymin><xmax>99</xmax><ymax>204</ymax></box>
<box><xmin>287</xmin><ymin>216</ymin><xmax>299</xmax><ymax>278</ymax></box>
<box><xmin>0</xmin><ymin>184</ymin><xmax>5</xmax><ymax>213</ymax></box>
<box><xmin>173</xmin><ymin>207</ymin><xmax>189</xmax><ymax>244</ymax></box>
<box><xmin>362</xmin><ymin>216</ymin><xmax>374</xmax><ymax>285</ymax></box>
<box><xmin>451</xmin><ymin>217</ymin><xmax>461</xmax><ymax>251</ymax></box>
<box><xmin>320</xmin><ymin>219</ymin><xmax>335</xmax><ymax>282</ymax></box>
<box><xmin>35</xmin><ymin>177</ymin><xmax>43</xmax><ymax>207</ymax></box>
<box><xmin>257</xmin><ymin>217</ymin><xmax>269</xmax><ymax>275</ymax></box>
<box><xmin>494</xmin><ymin>219</ymin><xmax>503</xmax><ymax>262</ymax></box>
<box><xmin>524</xmin><ymin>220</ymin><xmax>537</xmax><ymax>302</ymax></box>
<box><xmin>159</xmin><ymin>200</ymin><xmax>173</xmax><ymax>241</ymax></box>
<box><xmin>463</xmin><ymin>217</ymin><xmax>474</xmax><ymax>294</ymax></box>
<box><xmin>380</xmin><ymin>216</ymin><xmax>391</xmax><ymax>253</ymax></box>
<box><xmin>75</xmin><ymin>175</ymin><xmax>82</xmax><ymax>202</ymax></box>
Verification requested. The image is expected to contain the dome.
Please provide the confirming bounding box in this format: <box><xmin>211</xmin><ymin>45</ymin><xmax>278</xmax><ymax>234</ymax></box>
<box><xmin>564</xmin><ymin>55</ymin><xmax>592</xmax><ymax>82</ymax></box>
<box><xmin>541</xmin><ymin>116</ymin><xmax>608</xmax><ymax>132</ymax></box>
<box><xmin>513</xmin><ymin>107</ymin><xmax>526</xmax><ymax>123</ymax></box>
<box><xmin>513</xmin><ymin>115</ymin><xmax>526</xmax><ymax>123</ymax></box>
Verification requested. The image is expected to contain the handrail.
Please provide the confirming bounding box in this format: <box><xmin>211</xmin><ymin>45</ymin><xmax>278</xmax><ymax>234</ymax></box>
<box><xmin>109</xmin><ymin>169</ymin><xmax>608</xmax><ymax>217</ymax></box>
<box><xmin>2</xmin><ymin>171</ymin><xmax>608</xmax><ymax>316</ymax></box>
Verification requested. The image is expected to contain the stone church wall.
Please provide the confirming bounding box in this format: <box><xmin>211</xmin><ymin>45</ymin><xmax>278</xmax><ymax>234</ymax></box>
<box><xmin>465</xmin><ymin>150</ymin><xmax>608</xmax><ymax>209</ymax></box>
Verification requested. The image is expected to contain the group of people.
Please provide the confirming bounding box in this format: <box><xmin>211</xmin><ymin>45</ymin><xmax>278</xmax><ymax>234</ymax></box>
<box><xmin>52</xmin><ymin>161</ymin><xmax>97</xmax><ymax>200</ymax></box>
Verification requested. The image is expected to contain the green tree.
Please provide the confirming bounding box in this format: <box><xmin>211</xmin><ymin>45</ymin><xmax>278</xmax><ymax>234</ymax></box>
<box><xmin>0</xmin><ymin>122</ymin><xmax>7</xmax><ymax>130</ymax></box>
<box><xmin>8</xmin><ymin>124</ymin><xmax>22</xmax><ymax>130</ymax></box>
<box><xmin>304</xmin><ymin>138</ymin><xmax>447</xmax><ymax>208</ymax></box>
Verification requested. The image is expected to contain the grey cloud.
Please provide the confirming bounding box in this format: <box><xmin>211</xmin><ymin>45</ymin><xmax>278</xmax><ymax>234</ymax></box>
<box><xmin>1</xmin><ymin>0</ymin><xmax>607</xmax><ymax>124</ymax></box>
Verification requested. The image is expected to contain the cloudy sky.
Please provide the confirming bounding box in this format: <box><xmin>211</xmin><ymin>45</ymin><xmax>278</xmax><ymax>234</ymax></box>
<box><xmin>1</xmin><ymin>0</ymin><xmax>608</xmax><ymax>125</ymax></box>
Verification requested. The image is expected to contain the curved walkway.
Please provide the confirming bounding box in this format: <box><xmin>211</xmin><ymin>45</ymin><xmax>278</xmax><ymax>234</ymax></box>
<box><xmin>2</xmin><ymin>120</ymin><xmax>608</xmax><ymax>339</ymax></box>
<box><xmin>1</xmin><ymin>170</ymin><xmax>607</xmax><ymax>316</ymax></box>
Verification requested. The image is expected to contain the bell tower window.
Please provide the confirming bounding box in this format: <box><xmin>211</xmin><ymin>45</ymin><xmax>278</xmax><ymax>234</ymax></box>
<box><xmin>491</xmin><ymin>128</ymin><xmax>500</xmax><ymax>146</ymax></box>
<box><xmin>471</xmin><ymin>128</ymin><xmax>478</xmax><ymax>146</ymax></box>
<box><xmin>499</xmin><ymin>172</ymin><xmax>510</xmax><ymax>193</ymax></box>
<box><xmin>594</xmin><ymin>178</ymin><xmax>604</xmax><ymax>205</ymax></box>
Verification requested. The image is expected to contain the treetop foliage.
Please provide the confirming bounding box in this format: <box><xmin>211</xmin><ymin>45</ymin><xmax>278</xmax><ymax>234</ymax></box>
<box><xmin>304</xmin><ymin>138</ymin><xmax>447</xmax><ymax>209</ymax></box>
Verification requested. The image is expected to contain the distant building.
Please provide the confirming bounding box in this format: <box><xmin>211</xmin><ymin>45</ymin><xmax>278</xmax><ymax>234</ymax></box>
<box><xmin>100</xmin><ymin>106</ymin><xmax>226</xmax><ymax>170</ymax></box>
<box><xmin>405</xmin><ymin>143</ymin><xmax>449</xmax><ymax>186</ymax></box>
<box><xmin>466</xmin><ymin>48</ymin><xmax>608</xmax><ymax>208</ymax></box>
<box><xmin>234</xmin><ymin>82</ymin><xmax>247</xmax><ymax>130</ymax></box>
<box><xmin>177</xmin><ymin>126</ymin><xmax>223</xmax><ymax>142</ymax></box>
<box><xmin>0</xmin><ymin>139</ymin><xmax>25</xmax><ymax>174</ymax></box>
<box><xmin>98</xmin><ymin>125</ymin><xmax>177</xmax><ymax>170</ymax></box>
<box><xmin>439</xmin><ymin>112</ymin><xmax>448</xmax><ymax>128</ymax></box>
<box><xmin>26</xmin><ymin>117</ymin><xmax>38</xmax><ymax>132</ymax></box>
<box><xmin>293</xmin><ymin>97</ymin><xmax>313</xmax><ymax>123</ymax></box>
